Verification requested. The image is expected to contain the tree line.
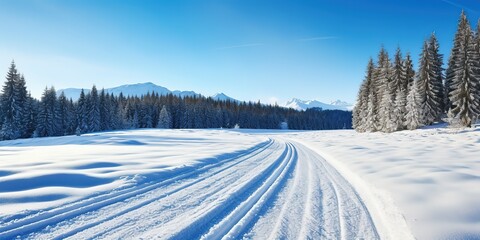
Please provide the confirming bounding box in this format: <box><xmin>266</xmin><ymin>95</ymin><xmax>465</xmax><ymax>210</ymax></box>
<box><xmin>0</xmin><ymin>62</ymin><xmax>352</xmax><ymax>140</ymax></box>
<box><xmin>353</xmin><ymin>11</ymin><xmax>480</xmax><ymax>132</ymax></box>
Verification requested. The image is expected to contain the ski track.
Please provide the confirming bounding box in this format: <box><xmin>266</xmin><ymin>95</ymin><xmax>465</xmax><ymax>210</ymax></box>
<box><xmin>2</xmin><ymin>137</ymin><xmax>380</xmax><ymax>239</ymax></box>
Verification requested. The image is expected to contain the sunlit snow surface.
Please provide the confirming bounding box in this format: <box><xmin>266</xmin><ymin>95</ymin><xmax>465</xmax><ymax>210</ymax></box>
<box><xmin>0</xmin><ymin>128</ymin><xmax>479</xmax><ymax>239</ymax></box>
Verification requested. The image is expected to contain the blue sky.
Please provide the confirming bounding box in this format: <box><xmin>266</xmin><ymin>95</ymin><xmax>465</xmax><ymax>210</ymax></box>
<box><xmin>0</xmin><ymin>0</ymin><xmax>479</xmax><ymax>104</ymax></box>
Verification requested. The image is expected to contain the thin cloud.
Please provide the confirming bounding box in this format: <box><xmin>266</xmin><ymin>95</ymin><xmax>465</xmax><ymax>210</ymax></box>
<box><xmin>216</xmin><ymin>43</ymin><xmax>264</xmax><ymax>50</ymax></box>
<box><xmin>297</xmin><ymin>36</ymin><xmax>339</xmax><ymax>42</ymax></box>
<box><xmin>440</xmin><ymin>0</ymin><xmax>478</xmax><ymax>14</ymax></box>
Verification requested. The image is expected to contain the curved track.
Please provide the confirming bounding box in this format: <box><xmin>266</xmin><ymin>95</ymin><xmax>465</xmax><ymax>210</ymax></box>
<box><xmin>1</xmin><ymin>138</ymin><xmax>379</xmax><ymax>239</ymax></box>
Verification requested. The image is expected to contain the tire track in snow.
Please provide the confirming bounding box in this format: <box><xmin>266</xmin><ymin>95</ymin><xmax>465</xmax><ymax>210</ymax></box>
<box><xmin>5</xmin><ymin>136</ymin><xmax>381</xmax><ymax>240</ymax></box>
<box><xmin>0</xmin><ymin>139</ymin><xmax>273</xmax><ymax>239</ymax></box>
<box><xmin>31</xmin><ymin>139</ymin><xmax>285</xmax><ymax>239</ymax></box>
<box><xmin>134</xmin><ymin>141</ymin><xmax>292</xmax><ymax>239</ymax></box>
<box><xmin>198</xmin><ymin>143</ymin><xmax>297</xmax><ymax>240</ymax></box>
<box><xmin>242</xmin><ymin>140</ymin><xmax>379</xmax><ymax>240</ymax></box>
<box><xmin>292</xmin><ymin>140</ymin><xmax>380</xmax><ymax>240</ymax></box>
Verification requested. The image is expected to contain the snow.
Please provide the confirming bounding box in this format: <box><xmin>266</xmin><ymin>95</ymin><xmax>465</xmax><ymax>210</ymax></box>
<box><xmin>286</xmin><ymin>127</ymin><xmax>480</xmax><ymax>239</ymax></box>
<box><xmin>1</xmin><ymin>127</ymin><xmax>479</xmax><ymax>239</ymax></box>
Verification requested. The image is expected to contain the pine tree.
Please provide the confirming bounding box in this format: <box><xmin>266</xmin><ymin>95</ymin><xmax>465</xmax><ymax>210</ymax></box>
<box><xmin>365</xmin><ymin>87</ymin><xmax>378</xmax><ymax>132</ymax></box>
<box><xmin>416</xmin><ymin>34</ymin><xmax>444</xmax><ymax>126</ymax></box>
<box><xmin>428</xmin><ymin>33</ymin><xmax>445</xmax><ymax>116</ymax></box>
<box><xmin>378</xmin><ymin>55</ymin><xmax>396</xmax><ymax>132</ymax></box>
<box><xmin>446</xmin><ymin>11</ymin><xmax>469</xmax><ymax>114</ymax></box>
<box><xmin>448</xmin><ymin>13</ymin><xmax>480</xmax><ymax>126</ymax></box>
<box><xmin>353</xmin><ymin>59</ymin><xmax>374</xmax><ymax>132</ymax></box>
<box><xmin>36</xmin><ymin>87</ymin><xmax>60</xmax><ymax>137</ymax></box>
<box><xmin>0</xmin><ymin>61</ymin><xmax>21</xmax><ymax>140</ymax></box>
<box><xmin>405</xmin><ymin>81</ymin><xmax>422</xmax><ymax>130</ymax></box>
<box><xmin>392</xmin><ymin>48</ymin><xmax>407</xmax><ymax>130</ymax></box>
<box><xmin>157</xmin><ymin>105</ymin><xmax>172</xmax><ymax>129</ymax></box>
<box><xmin>57</xmin><ymin>92</ymin><xmax>69</xmax><ymax>135</ymax></box>
<box><xmin>15</xmin><ymin>74</ymin><xmax>29</xmax><ymax>138</ymax></box>
<box><xmin>76</xmin><ymin>89</ymin><xmax>88</xmax><ymax>133</ymax></box>
<box><xmin>87</xmin><ymin>85</ymin><xmax>101</xmax><ymax>132</ymax></box>
<box><xmin>24</xmin><ymin>93</ymin><xmax>37</xmax><ymax>137</ymax></box>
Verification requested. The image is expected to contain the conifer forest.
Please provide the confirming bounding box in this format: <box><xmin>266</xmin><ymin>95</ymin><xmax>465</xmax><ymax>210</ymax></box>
<box><xmin>353</xmin><ymin>11</ymin><xmax>480</xmax><ymax>132</ymax></box>
<box><xmin>0</xmin><ymin>63</ymin><xmax>351</xmax><ymax>141</ymax></box>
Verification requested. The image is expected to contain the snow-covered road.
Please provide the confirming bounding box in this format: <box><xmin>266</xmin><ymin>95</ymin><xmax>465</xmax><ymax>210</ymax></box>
<box><xmin>0</xmin><ymin>131</ymin><xmax>380</xmax><ymax>239</ymax></box>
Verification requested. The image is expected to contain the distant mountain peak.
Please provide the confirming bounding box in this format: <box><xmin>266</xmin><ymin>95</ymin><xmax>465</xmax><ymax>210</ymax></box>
<box><xmin>285</xmin><ymin>98</ymin><xmax>353</xmax><ymax>111</ymax></box>
<box><xmin>211</xmin><ymin>92</ymin><xmax>238</xmax><ymax>102</ymax></box>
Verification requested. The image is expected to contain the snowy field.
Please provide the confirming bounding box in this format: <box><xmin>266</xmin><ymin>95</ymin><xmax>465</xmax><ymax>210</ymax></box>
<box><xmin>0</xmin><ymin>128</ymin><xmax>479</xmax><ymax>239</ymax></box>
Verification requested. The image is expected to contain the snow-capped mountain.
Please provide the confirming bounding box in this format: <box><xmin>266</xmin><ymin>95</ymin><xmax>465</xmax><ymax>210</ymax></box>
<box><xmin>57</xmin><ymin>82</ymin><xmax>201</xmax><ymax>101</ymax></box>
<box><xmin>210</xmin><ymin>92</ymin><xmax>239</xmax><ymax>102</ymax></box>
<box><xmin>285</xmin><ymin>98</ymin><xmax>353</xmax><ymax>111</ymax></box>
<box><xmin>329</xmin><ymin>99</ymin><xmax>354</xmax><ymax>110</ymax></box>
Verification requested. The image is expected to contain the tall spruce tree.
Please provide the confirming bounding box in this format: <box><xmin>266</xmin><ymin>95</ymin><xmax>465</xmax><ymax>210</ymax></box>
<box><xmin>448</xmin><ymin>13</ymin><xmax>480</xmax><ymax>126</ymax></box>
<box><xmin>87</xmin><ymin>85</ymin><xmax>101</xmax><ymax>132</ymax></box>
<box><xmin>157</xmin><ymin>105</ymin><xmax>172</xmax><ymax>129</ymax></box>
<box><xmin>358</xmin><ymin>59</ymin><xmax>375</xmax><ymax>132</ymax></box>
<box><xmin>76</xmin><ymin>89</ymin><xmax>88</xmax><ymax>133</ymax></box>
<box><xmin>405</xmin><ymin>81</ymin><xmax>421</xmax><ymax>130</ymax></box>
<box><xmin>0</xmin><ymin>61</ymin><xmax>21</xmax><ymax>140</ymax></box>
<box><xmin>428</xmin><ymin>33</ymin><xmax>445</xmax><ymax>116</ymax></box>
<box><xmin>36</xmin><ymin>87</ymin><xmax>60</xmax><ymax>137</ymax></box>
<box><xmin>416</xmin><ymin>34</ymin><xmax>444</xmax><ymax>126</ymax></box>
<box><xmin>446</xmin><ymin>11</ymin><xmax>470</xmax><ymax>114</ymax></box>
<box><xmin>392</xmin><ymin>48</ymin><xmax>407</xmax><ymax>131</ymax></box>
<box><xmin>57</xmin><ymin>92</ymin><xmax>70</xmax><ymax>135</ymax></box>
<box><xmin>378</xmin><ymin>54</ymin><xmax>396</xmax><ymax>132</ymax></box>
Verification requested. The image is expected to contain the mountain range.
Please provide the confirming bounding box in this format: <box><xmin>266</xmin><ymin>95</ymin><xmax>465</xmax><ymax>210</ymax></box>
<box><xmin>58</xmin><ymin>82</ymin><xmax>352</xmax><ymax>111</ymax></box>
<box><xmin>284</xmin><ymin>98</ymin><xmax>353</xmax><ymax>111</ymax></box>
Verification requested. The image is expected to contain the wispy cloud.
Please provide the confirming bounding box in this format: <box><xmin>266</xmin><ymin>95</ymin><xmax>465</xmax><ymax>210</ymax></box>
<box><xmin>216</xmin><ymin>43</ymin><xmax>264</xmax><ymax>50</ymax></box>
<box><xmin>440</xmin><ymin>0</ymin><xmax>478</xmax><ymax>14</ymax></box>
<box><xmin>297</xmin><ymin>36</ymin><xmax>338</xmax><ymax>42</ymax></box>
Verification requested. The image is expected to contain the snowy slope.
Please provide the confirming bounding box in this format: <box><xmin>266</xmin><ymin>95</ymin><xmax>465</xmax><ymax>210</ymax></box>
<box><xmin>285</xmin><ymin>98</ymin><xmax>353</xmax><ymax>111</ymax></box>
<box><xmin>0</xmin><ymin>129</ymin><xmax>381</xmax><ymax>239</ymax></box>
<box><xmin>2</xmin><ymin>128</ymin><xmax>478</xmax><ymax>239</ymax></box>
<box><xmin>286</xmin><ymin>128</ymin><xmax>480</xmax><ymax>239</ymax></box>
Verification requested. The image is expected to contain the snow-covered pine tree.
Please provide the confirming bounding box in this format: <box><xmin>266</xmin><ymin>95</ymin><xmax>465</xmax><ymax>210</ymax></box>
<box><xmin>378</xmin><ymin>55</ymin><xmax>396</xmax><ymax>132</ymax></box>
<box><xmin>392</xmin><ymin>48</ymin><xmax>407</xmax><ymax>131</ymax></box>
<box><xmin>66</xmin><ymin>98</ymin><xmax>76</xmax><ymax>135</ymax></box>
<box><xmin>446</xmin><ymin>11</ymin><xmax>469</xmax><ymax>115</ymax></box>
<box><xmin>448</xmin><ymin>14</ymin><xmax>480</xmax><ymax>126</ymax></box>
<box><xmin>403</xmin><ymin>53</ymin><xmax>415</xmax><ymax>96</ymax></box>
<box><xmin>157</xmin><ymin>105</ymin><xmax>172</xmax><ymax>128</ymax></box>
<box><xmin>416</xmin><ymin>35</ymin><xmax>444</xmax><ymax>126</ymax></box>
<box><xmin>36</xmin><ymin>87</ymin><xmax>60</xmax><ymax>137</ymax></box>
<box><xmin>99</xmin><ymin>89</ymin><xmax>109</xmax><ymax>131</ymax></box>
<box><xmin>0</xmin><ymin>61</ymin><xmax>21</xmax><ymax>140</ymax></box>
<box><xmin>87</xmin><ymin>85</ymin><xmax>101</xmax><ymax>133</ymax></box>
<box><xmin>76</xmin><ymin>89</ymin><xmax>88</xmax><ymax>133</ymax></box>
<box><xmin>57</xmin><ymin>92</ymin><xmax>69</xmax><ymax>135</ymax></box>
<box><xmin>405</xmin><ymin>81</ymin><xmax>421</xmax><ymax>130</ymax></box>
<box><xmin>365</xmin><ymin>88</ymin><xmax>378</xmax><ymax>132</ymax></box>
<box><xmin>15</xmin><ymin>74</ymin><xmax>29</xmax><ymax>138</ymax></box>
<box><xmin>374</xmin><ymin>47</ymin><xmax>389</xmax><ymax>111</ymax></box>
<box><xmin>391</xmin><ymin>48</ymin><xmax>404</xmax><ymax>100</ymax></box>
<box><xmin>475</xmin><ymin>19</ymin><xmax>480</xmax><ymax>63</ymax></box>
<box><xmin>24</xmin><ymin>93</ymin><xmax>37</xmax><ymax>137</ymax></box>
<box><xmin>428</xmin><ymin>33</ymin><xmax>445</xmax><ymax>117</ymax></box>
<box><xmin>353</xmin><ymin>58</ymin><xmax>374</xmax><ymax>132</ymax></box>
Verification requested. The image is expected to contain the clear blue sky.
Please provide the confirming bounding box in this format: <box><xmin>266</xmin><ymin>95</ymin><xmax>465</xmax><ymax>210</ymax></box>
<box><xmin>0</xmin><ymin>0</ymin><xmax>479</xmax><ymax>104</ymax></box>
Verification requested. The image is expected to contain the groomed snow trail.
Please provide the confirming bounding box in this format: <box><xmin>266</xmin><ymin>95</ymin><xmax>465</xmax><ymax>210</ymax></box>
<box><xmin>1</xmin><ymin>138</ymin><xmax>379</xmax><ymax>239</ymax></box>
